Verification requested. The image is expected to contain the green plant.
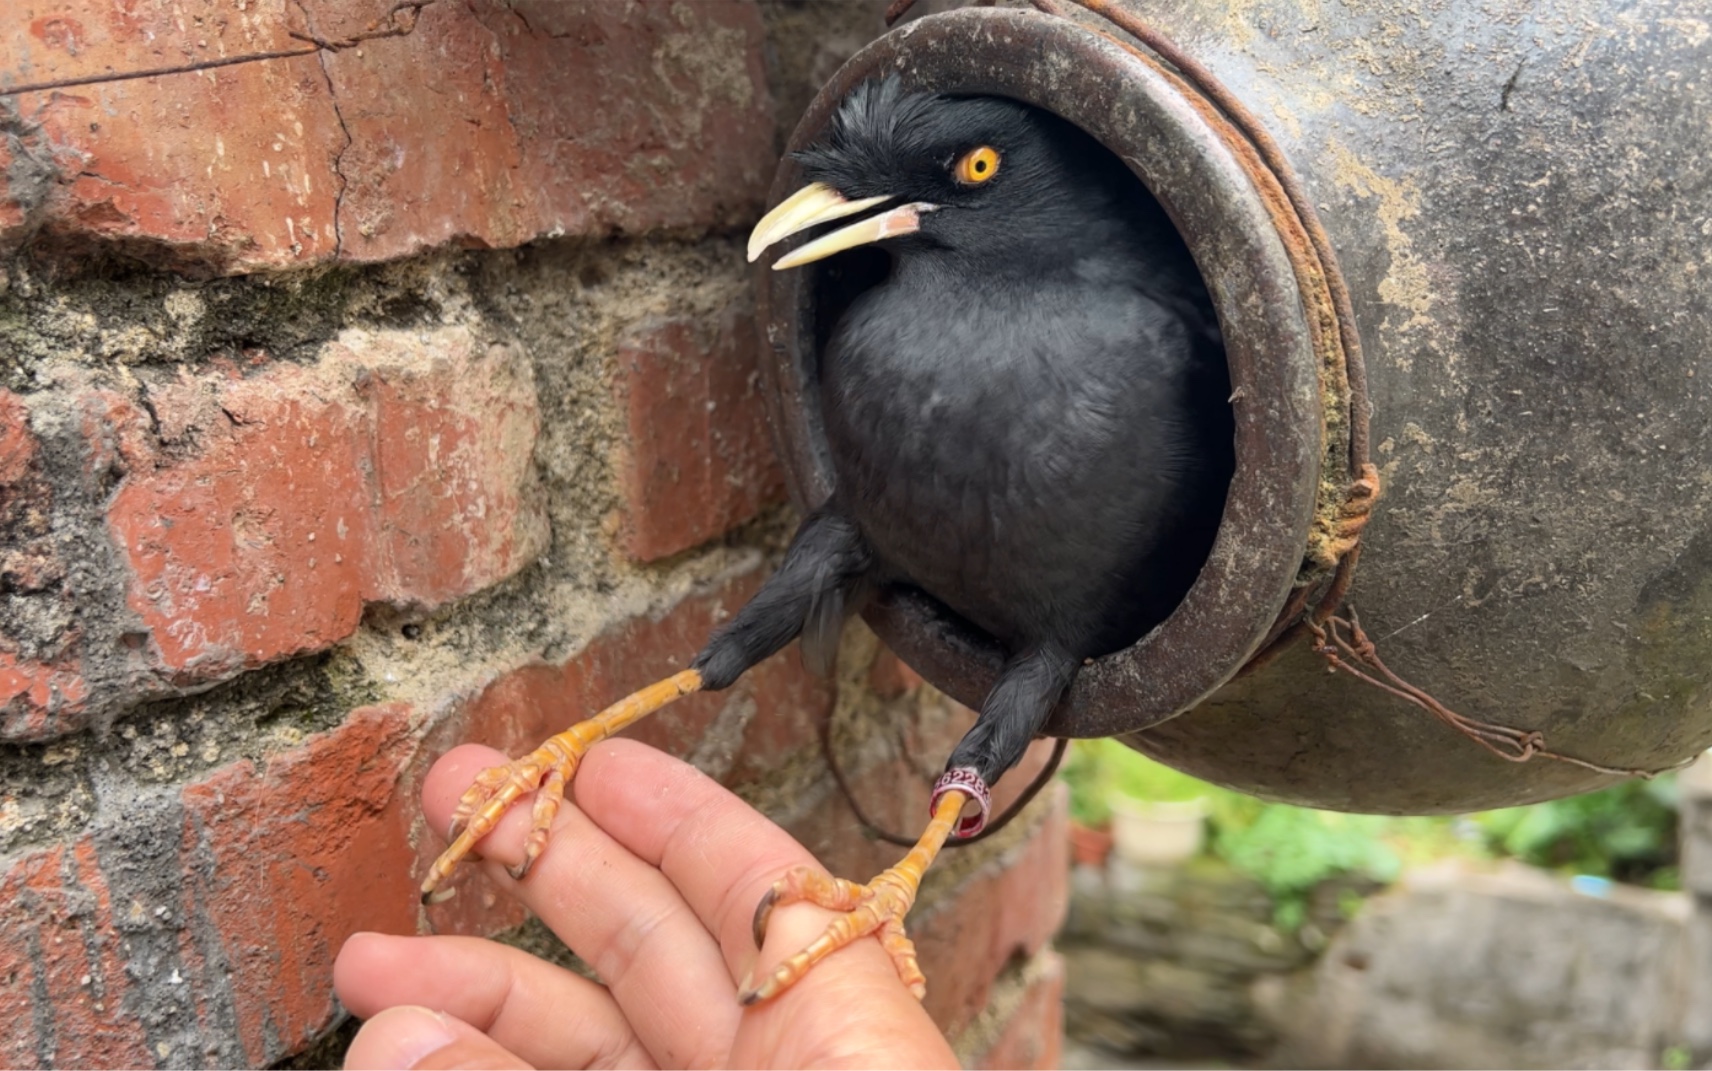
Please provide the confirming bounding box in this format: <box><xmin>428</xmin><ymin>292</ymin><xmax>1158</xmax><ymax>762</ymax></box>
<box><xmin>1061</xmin><ymin>739</ymin><xmax>1208</xmax><ymax>828</ymax></box>
<box><xmin>1473</xmin><ymin>776</ymin><xmax>1679</xmax><ymax>888</ymax></box>
<box><xmin>1059</xmin><ymin>742</ymin><xmax>1412</xmax><ymax>926</ymax></box>
<box><xmin>1212</xmin><ymin>803</ymin><xmax>1402</xmax><ymax>928</ymax></box>
<box><xmin>1061</xmin><ymin>740</ymin><xmax>1114</xmax><ymax>827</ymax></box>
<box><xmin>1054</xmin><ymin>739</ymin><xmax>1683</xmax><ymax>929</ymax></box>
<box><xmin>1098</xmin><ymin>739</ymin><xmax>1208</xmax><ymax>803</ymax></box>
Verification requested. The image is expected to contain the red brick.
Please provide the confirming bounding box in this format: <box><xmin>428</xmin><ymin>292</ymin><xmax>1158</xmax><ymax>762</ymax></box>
<box><xmin>0</xmin><ymin>839</ymin><xmax>157</xmax><ymax>1069</ymax></box>
<box><xmin>178</xmin><ymin>700</ymin><xmax>421</xmax><ymax>1065</ymax></box>
<box><xmin>2</xmin><ymin>569</ymin><xmax>1064</xmax><ymax>1063</ymax></box>
<box><xmin>104</xmin><ymin>327</ymin><xmax>545</xmax><ymax>679</ymax></box>
<box><xmin>77</xmin><ymin>388</ymin><xmax>156</xmax><ymax>480</ymax></box>
<box><xmin>452</xmin><ymin>574</ymin><xmax>829</xmax><ymax>777</ymax></box>
<box><xmin>108</xmin><ymin>362</ymin><xmax>372</xmax><ymax>675</ymax></box>
<box><xmin>0</xmin><ymin>652</ymin><xmax>88</xmax><ymax>740</ymax></box>
<box><xmin>330</xmin><ymin>331</ymin><xmax>547</xmax><ymax>607</ymax></box>
<box><xmin>322</xmin><ymin>1</ymin><xmax>775</xmax><ymax>262</ymax></box>
<box><xmin>613</xmin><ymin>301</ymin><xmax>786</xmax><ymax>562</ymax></box>
<box><xmin>422</xmin><ymin>583</ymin><xmax>1070</xmax><ymax>995</ymax></box>
<box><xmin>0</xmin><ymin>390</ymin><xmax>36</xmax><ymax>484</ymax></box>
<box><xmin>4</xmin><ymin>3</ymin><xmax>345</xmax><ymax>271</ymax></box>
<box><xmin>420</xmin><ymin>572</ymin><xmax>836</xmax><ymax>937</ymax></box>
<box><xmin>1</xmin><ymin>1</ymin><xmax>773</xmax><ymax>272</ymax></box>
<box><xmin>0</xmin><ymin>701</ymin><xmax>419</xmax><ymax>1068</ymax></box>
<box><xmin>2</xmin><ymin>326</ymin><xmax>544</xmax><ymax>743</ymax></box>
<box><xmin>971</xmin><ymin>951</ymin><xmax>1067</xmax><ymax>1071</ymax></box>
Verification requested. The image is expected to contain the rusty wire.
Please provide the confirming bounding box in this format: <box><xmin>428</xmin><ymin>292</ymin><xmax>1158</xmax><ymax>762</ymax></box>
<box><xmin>0</xmin><ymin>1</ymin><xmax>435</xmax><ymax>99</ymax></box>
<box><xmin>1310</xmin><ymin>610</ymin><xmax>1683</xmax><ymax>779</ymax></box>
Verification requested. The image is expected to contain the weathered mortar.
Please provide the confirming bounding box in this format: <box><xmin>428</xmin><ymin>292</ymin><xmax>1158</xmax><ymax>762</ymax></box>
<box><xmin>0</xmin><ymin>263</ymin><xmax>401</xmax><ymax>393</ymax></box>
<box><xmin>0</xmin><ymin>231</ymin><xmax>810</xmax><ymax>829</ymax></box>
<box><xmin>1</xmin><ymin>651</ymin><xmax>376</xmax><ymax>859</ymax></box>
<box><xmin>0</xmin><ymin>0</ymin><xmax>893</xmax><ymax>824</ymax></box>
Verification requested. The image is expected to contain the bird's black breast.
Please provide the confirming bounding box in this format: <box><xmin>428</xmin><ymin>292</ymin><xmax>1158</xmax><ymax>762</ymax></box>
<box><xmin>820</xmin><ymin>259</ymin><xmax>1229</xmax><ymax>659</ymax></box>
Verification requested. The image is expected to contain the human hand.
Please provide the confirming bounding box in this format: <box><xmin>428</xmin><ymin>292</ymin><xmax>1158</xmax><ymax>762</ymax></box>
<box><xmin>333</xmin><ymin>738</ymin><xmax>958</xmax><ymax>1069</ymax></box>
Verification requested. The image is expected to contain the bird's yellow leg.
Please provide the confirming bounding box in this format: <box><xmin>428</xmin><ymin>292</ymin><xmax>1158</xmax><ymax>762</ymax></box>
<box><xmin>740</xmin><ymin>788</ymin><xmax>971</xmax><ymax>1004</ymax></box>
<box><xmin>419</xmin><ymin>668</ymin><xmax>703</xmax><ymax>903</ymax></box>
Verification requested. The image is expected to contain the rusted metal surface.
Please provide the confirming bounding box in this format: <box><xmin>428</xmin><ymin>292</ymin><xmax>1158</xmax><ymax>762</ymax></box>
<box><xmin>757</xmin><ymin>1</ymin><xmax>1712</xmax><ymax>812</ymax></box>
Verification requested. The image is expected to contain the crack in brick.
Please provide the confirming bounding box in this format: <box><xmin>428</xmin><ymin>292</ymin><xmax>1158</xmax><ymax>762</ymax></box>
<box><xmin>319</xmin><ymin>75</ymin><xmax>353</xmax><ymax>260</ymax></box>
<box><xmin>2</xmin><ymin>3</ymin><xmax>440</xmax><ymax>261</ymax></box>
<box><xmin>292</xmin><ymin>0</ymin><xmax>352</xmax><ymax>260</ymax></box>
<box><xmin>0</xmin><ymin>2</ymin><xmax>439</xmax><ymax>99</ymax></box>
<box><xmin>485</xmin><ymin>0</ymin><xmax>583</xmax><ymax>43</ymax></box>
<box><xmin>0</xmin><ymin>46</ymin><xmax>326</xmax><ymax>99</ymax></box>
<box><xmin>462</xmin><ymin>2</ymin><xmax>528</xmax><ymax>159</ymax></box>
<box><xmin>505</xmin><ymin>2</ymin><xmax>534</xmax><ymax>36</ymax></box>
<box><xmin>130</xmin><ymin>386</ymin><xmax>167</xmax><ymax>454</ymax></box>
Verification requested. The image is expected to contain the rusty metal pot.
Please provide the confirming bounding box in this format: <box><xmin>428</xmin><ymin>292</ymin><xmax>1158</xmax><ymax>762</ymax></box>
<box><xmin>754</xmin><ymin>1</ymin><xmax>1712</xmax><ymax>813</ymax></box>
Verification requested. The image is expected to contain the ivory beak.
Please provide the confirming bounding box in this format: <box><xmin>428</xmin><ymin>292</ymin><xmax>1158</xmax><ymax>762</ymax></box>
<box><xmin>747</xmin><ymin>183</ymin><xmax>890</xmax><ymax>263</ymax></box>
<box><xmin>748</xmin><ymin>182</ymin><xmax>937</xmax><ymax>269</ymax></box>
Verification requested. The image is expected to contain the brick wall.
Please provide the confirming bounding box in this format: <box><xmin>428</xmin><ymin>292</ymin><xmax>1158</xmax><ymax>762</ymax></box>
<box><xmin>0</xmin><ymin>2</ymin><xmax>1067</xmax><ymax>1067</ymax></box>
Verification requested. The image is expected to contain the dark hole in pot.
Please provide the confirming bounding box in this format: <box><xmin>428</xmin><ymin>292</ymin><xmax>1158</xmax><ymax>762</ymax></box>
<box><xmin>760</xmin><ymin>8</ymin><xmax>1326</xmax><ymax>739</ymax></box>
<box><xmin>802</xmin><ymin>99</ymin><xmax>1236</xmax><ymax>662</ymax></box>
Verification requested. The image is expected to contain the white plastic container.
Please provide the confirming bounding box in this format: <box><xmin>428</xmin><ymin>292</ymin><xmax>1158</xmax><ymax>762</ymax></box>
<box><xmin>1109</xmin><ymin>796</ymin><xmax>1208</xmax><ymax>866</ymax></box>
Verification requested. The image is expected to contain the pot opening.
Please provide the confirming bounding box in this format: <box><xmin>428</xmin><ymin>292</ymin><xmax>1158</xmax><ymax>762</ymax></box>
<box><xmin>757</xmin><ymin>7</ymin><xmax>1326</xmax><ymax>739</ymax></box>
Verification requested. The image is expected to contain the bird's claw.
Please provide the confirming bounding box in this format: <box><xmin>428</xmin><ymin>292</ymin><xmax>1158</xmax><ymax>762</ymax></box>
<box><xmin>418</xmin><ymin>669</ymin><xmax>706</xmax><ymax>904</ymax></box>
<box><xmin>739</xmin><ymin>864</ymin><xmax>926</xmax><ymax>1005</ymax></box>
<box><xmin>418</xmin><ymin>739</ymin><xmax>580</xmax><ymax>902</ymax></box>
<box><xmin>751</xmin><ymin>885</ymin><xmax>781</xmax><ymax>949</ymax></box>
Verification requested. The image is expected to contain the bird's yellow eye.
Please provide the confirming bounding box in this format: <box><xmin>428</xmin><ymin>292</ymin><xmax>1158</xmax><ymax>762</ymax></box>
<box><xmin>954</xmin><ymin>146</ymin><xmax>1001</xmax><ymax>185</ymax></box>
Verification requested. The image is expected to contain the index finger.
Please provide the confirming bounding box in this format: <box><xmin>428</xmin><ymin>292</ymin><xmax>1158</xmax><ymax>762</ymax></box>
<box><xmin>570</xmin><ymin>739</ymin><xmax>831</xmax><ymax>976</ymax></box>
<box><xmin>571</xmin><ymin>741</ymin><xmax>955</xmax><ymax>1067</ymax></box>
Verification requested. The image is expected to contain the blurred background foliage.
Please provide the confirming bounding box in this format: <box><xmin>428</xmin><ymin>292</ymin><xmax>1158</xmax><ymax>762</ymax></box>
<box><xmin>1062</xmin><ymin>739</ymin><xmax>1680</xmax><ymax>926</ymax></box>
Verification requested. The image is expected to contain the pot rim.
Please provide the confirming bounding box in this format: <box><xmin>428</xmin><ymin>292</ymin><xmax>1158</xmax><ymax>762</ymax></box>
<box><xmin>753</xmin><ymin>7</ymin><xmax>1324</xmax><ymax>737</ymax></box>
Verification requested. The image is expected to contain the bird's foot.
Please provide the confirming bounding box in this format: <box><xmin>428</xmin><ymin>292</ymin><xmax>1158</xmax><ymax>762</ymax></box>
<box><xmin>419</xmin><ymin>668</ymin><xmax>703</xmax><ymax>904</ymax></box>
<box><xmin>743</xmin><ymin>863</ymin><xmax>928</xmax><ymax>1003</ymax></box>
<box><xmin>739</xmin><ymin>772</ymin><xmax>988</xmax><ymax>1004</ymax></box>
<box><xmin>419</xmin><ymin>736</ymin><xmax>576</xmax><ymax>901</ymax></box>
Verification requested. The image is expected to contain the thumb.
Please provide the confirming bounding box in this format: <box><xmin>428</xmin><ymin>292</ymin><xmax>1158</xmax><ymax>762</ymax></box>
<box><xmin>345</xmin><ymin>1005</ymin><xmax>535</xmax><ymax>1071</ymax></box>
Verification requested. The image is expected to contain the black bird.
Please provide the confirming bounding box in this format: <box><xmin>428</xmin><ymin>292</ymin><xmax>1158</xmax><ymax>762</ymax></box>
<box><xmin>421</xmin><ymin>78</ymin><xmax>1233</xmax><ymax>1003</ymax></box>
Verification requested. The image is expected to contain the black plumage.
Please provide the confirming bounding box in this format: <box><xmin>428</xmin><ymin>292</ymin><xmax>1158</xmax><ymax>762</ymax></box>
<box><xmin>697</xmin><ymin>79</ymin><xmax>1232</xmax><ymax>792</ymax></box>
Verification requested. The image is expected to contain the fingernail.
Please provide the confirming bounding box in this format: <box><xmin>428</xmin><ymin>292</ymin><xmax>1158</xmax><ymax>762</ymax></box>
<box><xmin>365</xmin><ymin>1005</ymin><xmax>457</xmax><ymax>1070</ymax></box>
